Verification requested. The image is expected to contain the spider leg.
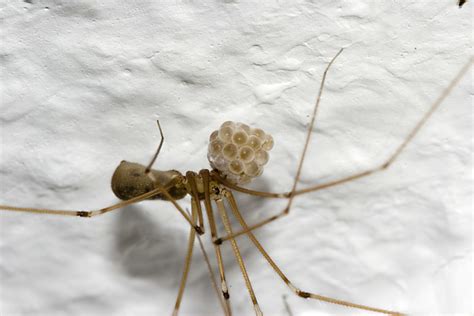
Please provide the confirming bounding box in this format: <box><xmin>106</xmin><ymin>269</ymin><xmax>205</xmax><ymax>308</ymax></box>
<box><xmin>195</xmin><ymin>228</ymin><xmax>231</xmax><ymax>316</ymax></box>
<box><xmin>201</xmin><ymin>169</ymin><xmax>233</xmax><ymax>315</ymax></box>
<box><xmin>289</xmin><ymin>57</ymin><xmax>473</xmax><ymax>198</ymax></box>
<box><xmin>187</xmin><ymin>171</ymin><xmax>206</xmax><ymax>234</ymax></box>
<box><xmin>0</xmin><ymin>179</ymin><xmax>200</xmax><ymax>234</ymax></box>
<box><xmin>213</xmin><ymin>56</ymin><xmax>473</xmax><ymax>243</ymax></box>
<box><xmin>173</xmin><ymin>197</ymin><xmax>231</xmax><ymax>316</ymax></box>
<box><xmin>0</xmin><ymin>186</ymin><xmax>166</xmax><ymax>218</ymax></box>
<box><xmin>214</xmin><ymin>196</ymin><xmax>263</xmax><ymax>316</ymax></box>
<box><xmin>145</xmin><ymin>119</ymin><xmax>165</xmax><ymax>173</ymax></box>
<box><xmin>172</xmin><ymin>198</ymin><xmax>199</xmax><ymax>316</ymax></box>
<box><xmin>224</xmin><ymin>190</ymin><xmax>404</xmax><ymax>315</ymax></box>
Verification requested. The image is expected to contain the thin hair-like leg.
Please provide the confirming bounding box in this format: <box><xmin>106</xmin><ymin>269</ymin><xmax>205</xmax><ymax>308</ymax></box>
<box><xmin>186</xmin><ymin>171</ymin><xmax>206</xmax><ymax>234</ymax></box>
<box><xmin>172</xmin><ymin>199</ymin><xmax>199</xmax><ymax>316</ymax></box>
<box><xmin>142</xmin><ymin>121</ymin><xmax>201</xmax><ymax>232</ymax></box>
<box><xmin>195</xmin><ymin>229</ymin><xmax>231</xmax><ymax>316</ymax></box>
<box><xmin>200</xmin><ymin>169</ymin><xmax>233</xmax><ymax>315</ymax></box>
<box><xmin>284</xmin><ymin>48</ymin><xmax>343</xmax><ymax>212</ymax></box>
<box><xmin>0</xmin><ymin>186</ymin><xmax>169</xmax><ymax>218</ymax></box>
<box><xmin>213</xmin><ymin>57</ymin><xmax>473</xmax><ymax>243</ymax></box>
<box><xmin>214</xmin><ymin>196</ymin><xmax>263</xmax><ymax>316</ymax></box>
<box><xmin>0</xmin><ymin>182</ymin><xmax>196</xmax><ymax>231</ymax></box>
<box><xmin>1</xmin><ymin>119</ymin><xmax>196</xmax><ymax>230</ymax></box>
<box><xmin>173</xmin><ymin>199</ymin><xmax>230</xmax><ymax>316</ymax></box>
<box><xmin>225</xmin><ymin>190</ymin><xmax>404</xmax><ymax>315</ymax></box>
<box><xmin>186</xmin><ymin>171</ymin><xmax>230</xmax><ymax>315</ymax></box>
<box><xmin>145</xmin><ymin>119</ymin><xmax>165</xmax><ymax>173</ymax></box>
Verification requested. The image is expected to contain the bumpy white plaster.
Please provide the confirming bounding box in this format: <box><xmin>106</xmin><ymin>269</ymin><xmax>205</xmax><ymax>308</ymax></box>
<box><xmin>0</xmin><ymin>1</ymin><xmax>471</xmax><ymax>316</ymax></box>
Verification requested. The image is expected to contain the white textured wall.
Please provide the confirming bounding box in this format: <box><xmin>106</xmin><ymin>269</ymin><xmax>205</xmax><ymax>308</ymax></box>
<box><xmin>0</xmin><ymin>1</ymin><xmax>471</xmax><ymax>316</ymax></box>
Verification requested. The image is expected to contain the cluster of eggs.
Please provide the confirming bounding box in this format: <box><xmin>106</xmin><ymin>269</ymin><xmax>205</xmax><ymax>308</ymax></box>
<box><xmin>207</xmin><ymin>121</ymin><xmax>274</xmax><ymax>184</ymax></box>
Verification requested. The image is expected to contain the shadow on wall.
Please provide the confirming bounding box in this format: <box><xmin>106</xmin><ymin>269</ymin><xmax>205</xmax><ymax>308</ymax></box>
<box><xmin>109</xmin><ymin>204</ymin><xmax>221</xmax><ymax>310</ymax></box>
<box><xmin>112</xmin><ymin>205</ymin><xmax>186</xmax><ymax>279</ymax></box>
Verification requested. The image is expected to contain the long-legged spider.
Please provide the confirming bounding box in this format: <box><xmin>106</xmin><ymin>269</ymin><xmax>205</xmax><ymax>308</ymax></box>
<box><xmin>0</xmin><ymin>49</ymin><xmax>471</xmax><ymax>316</ymax></box>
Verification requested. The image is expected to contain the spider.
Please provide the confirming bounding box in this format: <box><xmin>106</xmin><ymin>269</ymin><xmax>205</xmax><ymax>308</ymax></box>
<box><xmin>0</xmin><ymin>49</ymin><xmax>471</xmax><ymax>316</ymax></box>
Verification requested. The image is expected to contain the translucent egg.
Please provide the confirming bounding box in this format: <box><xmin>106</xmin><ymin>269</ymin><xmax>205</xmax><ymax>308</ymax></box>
<box><xmin>223</xmin><ymin>143</ymin><xmax>238</xmax><ymax>160</ymax></box>
<box><xmin>247</xmin><ymin>135</ymin><xmax>262</xmax><ymax>150</ymax></box>
<box><xmin>232</xmin><ymin>130</ymin><xmax>248</xmax><ymax>145</ymax></box>
<box><xmin>255</xmin><ymin>150</ymin><xmax>269</xmax><ymax>165</ymax></box>
<box><xmin>219</xmin><ymin>126</ymin><xmax>234</xmax><ymax>142</ymax></box>
<box><xmin>221</xmin><ymin>121</ymin><xmax>234</xmax><ymax>128</ymax></box>
<box><xmin>209</xmin><ymin>130</ymin><xmax>219</xmax><ymax>142</ymax></box>
<box><xmin>209</xmin><ymin>140</ymin><xmax>224</xmax><ymax>155</ymax></box>
<box><xmin>229</xmin><ymin>160</ymin><xmax>244</xmax><ymax>174</ymax></box>
<box><xmin>256</xmin><ymin>166</ymin><xmax>263</xmax><ymax>177</ymax></box>
<box><xmin>238</xmin><ymin>146</ymin><xmax>254</xmax><ymax>163</ymax></box>
<box><xmin>213</xmin><ymin>155</ymin><xmax>228</xmax><ymax>170</ymax></box>
<box><xmin>251</xmin><ymin>128</ymin><xmax>265</xmax><ymax>139</ymax></box>
<box><xmin>262</xmin><ymin>134</ymin><xmax>274</xmax><ymax>151</ymax></box>
<box><xmin>238</xmin><ymin>123</ymin><xmax>251</xmax><ymax>134</ymax></box>
<box><xmin>244</xmin><ymin>161</ymin><xmax>259</xmax><ymax>176</ymax></box>
<box><xmin>226</xmin><ymin>174</ymin><xmax>240</xmax><ymax>184</ymax></box>
<box><xmin>240</xmin><ymin>174</ymin><xmax>252</xmax><ymax>184</ymax></box>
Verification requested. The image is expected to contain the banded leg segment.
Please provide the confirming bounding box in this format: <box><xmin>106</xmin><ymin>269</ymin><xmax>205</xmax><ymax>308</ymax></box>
<box><xmin>0</xmin><ymin>186</ymin><xmax>170</xmax><ymax>218</ymax></box>
<box><xmin>172</xmin><ymin>198</ymin><xmax>230</xmax><ymax>316</ymax></box>
<box><xmin>200</xmin><ymin>169</ymin><xmax>233</xmax><ymax>315</ymax></box>
<box><xmin>145</xmin><ymin>173</ymin><xmax>197</xmax><ymax>232</ymax></box>
<box><xmin>215</xmin><ymin>196</ymin><xmax>263</xmax><ymax>316</ymax></box>
<box><xmin>0</xmin><ymin>182</ymin><xmax>198</xmax><ymax>233</ymax></box>
<box><xmin>186</xmin><ymin>171</ymin><xmax>206</xmax><ymax>234</ymax></box>
<box><xmin>225</xmin><ymin>190</ymin><xmax>403</xmax><ymax>315</ymax></box>
<box><xmin>195</xmin><ymin>230</ymin><xmax>231</xmax><ymax>316</ymax></box>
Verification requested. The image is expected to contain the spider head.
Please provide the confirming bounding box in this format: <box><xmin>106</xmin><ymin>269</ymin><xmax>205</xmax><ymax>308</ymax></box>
<box><xmin>111</xmin><ymin>161</ymin><xmax>187</xmax><ymax>201</ymax></box>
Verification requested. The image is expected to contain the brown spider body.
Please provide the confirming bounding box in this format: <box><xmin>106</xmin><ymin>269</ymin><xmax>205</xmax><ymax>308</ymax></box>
<box><xmin>111</xmin><ymin>161</ymin><xmax>188</xmax><ymax>201</ymax></box>
<box><xmin>111</xmin><ymin>160</ymin><xmax>226</xmax><ymax>203</ymax></box>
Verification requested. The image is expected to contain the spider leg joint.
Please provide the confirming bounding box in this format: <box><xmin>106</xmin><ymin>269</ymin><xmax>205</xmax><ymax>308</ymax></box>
<box><xmin>77</xmin><ymin>211</ymin><xmax>91</xmax><ymax>218</ymax></box>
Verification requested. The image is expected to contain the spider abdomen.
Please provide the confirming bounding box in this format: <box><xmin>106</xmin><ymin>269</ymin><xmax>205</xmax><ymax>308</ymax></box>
<box><xmin>111</xmin><ymin>161</ymin><xmax>187</xmax><ymax>201</ymax></box>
